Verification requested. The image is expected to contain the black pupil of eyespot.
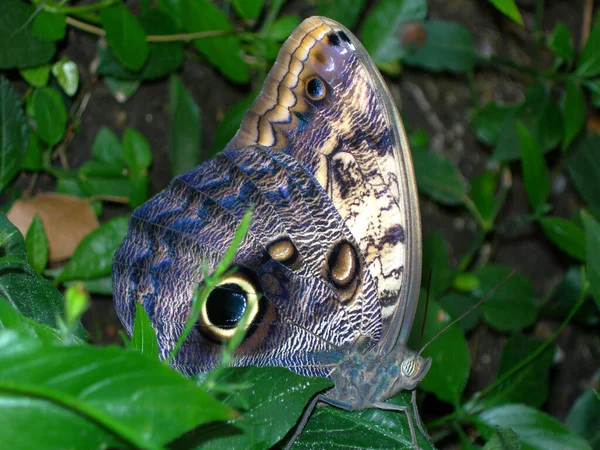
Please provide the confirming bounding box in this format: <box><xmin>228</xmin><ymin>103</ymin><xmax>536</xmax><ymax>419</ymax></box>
<box><xmin>206</xmin><ymin>283</ymin><xmax>247</xmax><ymax>328</ymax></box>
<box><xmin>307</xmin><ymin>78</ymin><xmax>324</xmax><ymax>99</ymax></box>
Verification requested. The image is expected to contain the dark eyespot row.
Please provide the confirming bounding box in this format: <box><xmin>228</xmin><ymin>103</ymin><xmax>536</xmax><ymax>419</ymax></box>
<box><xmin>267</xmin><ymin>237</ymin><xmax>301</xmax><ymax>269</ymax></box>
<box><xmin>327</xmin><ymin>30</ymin><xmax>352</xmax><ymax>47</ymax></box>
<box><xmin>327</xmin><ymin>240</ymin><xmax>359</xmax><ymax>289</ymax></box>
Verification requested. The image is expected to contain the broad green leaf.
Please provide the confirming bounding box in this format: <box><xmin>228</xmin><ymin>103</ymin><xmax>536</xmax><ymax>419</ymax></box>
<box><xmin>32</xmin><ymin>10</ymin><xmax>66</xmax><ymax>42</ymax></box>
<box><xmin>483</xmin><ymin>427</ymin><xmax>522</xmax><ymax>450</ymax></box>
<box><xmin>52</xmin><ymin>59</ymin><xmax>79</xmax><ymax>97</ymax></box>
<box><xmin>187</xmin><ymin>367</ymin><xmax>333</xmax><ymax>449</ymax></box>
<box><xmin>123</xmin><ymin>128</ymin><xmax>152</xmax><ymax>171</ymax></box>
<box><xmin>100</xmin><ymin>5</ymin><xmax>149</xmax><ymax>71</ymax></box>
<box><xmin>472</xmin><ymin>102</ymin><xmax>519</xmax><ymax>146</ymax></box>
<box><xmin>549</xmin><ymin>22</ymin><xmax>575</xmax><ymax>63</ymax></box>
<box><xmin>32</xmin><ymin>87</ymin><xmax>67</xmax><ymax>146</ymax></box>
<box><xmin>294</xmin><ymin>391</ymin><xmax>435</xmax><ymax>449</ymax></box>
<box><xmin>539</xmin><ymin>216</ymin><xmax>585</xmax><ymax>261</ymax></box>
<box><xmin>0</xmin><ymin>0</ymin><xmax>55</xmax><ymax>69</ymax></box>
<box><xmin>360</xmin><ymin>0</ymin><xmax>427</xmax><ymax>68</ymax></box>
<box><xmin>91</xmin><ymin>127</ymin><xmax>124</xmax><ymax>167</ymax></box>
<box><xmin>64</xmin><ymin>283</ymin><xmax>90</xmax><ymax>329</ymax></box>
<box><xmin>131</xmin><ymin>302</ymin><xmax>159</xmax><ymax>359</ymax></box>
<box><xmin>181</xmin><ymin>0</ymin><xmax>249</xmax><ymax>83</ymax></box>
<box><xmin>479</xmin><ymin>334</ymin><xmax>554</xmax><ymax>409</ymax></box>
<box><xmin>103</xmin><ymin>77</ymin><xmax>140</xmax><ymax>103</ymax></box>
<box><xmin>567</xmin><ymin>382</ymin><xmax>600</xmax><ymax>449</ymax></box>
<box><xmin>0</xmin><ymin>330</ymin><xmax>232</xmax><ymax>449</ymax></box>
<box><xmin>128</xmin><ymin>170</ymin><xmax>149</xmax><ymax>209</ymax></box>
<box><xmin>487</xmin><ymin>0</ymin><xmax>523</xmax><ymax>25</ymax></box>
<box><xmin>545</xmin><ymin>266</ymin><xmax>599</xmax><ymax>326</ymax></box>
<box><xmin>474</xmin><ymin>266</ymin><xmax>538</xmax><ymax>332</ymax></box>
<box><xmin>211</xmin><ymin>92</ymin><xmax>258</xmax><ymax>155</ymax></box>
<box><xmin>233</xmin><ymin>0</ymin><xmax>263</xmax><ymax>20</ymax></box>
<box><xmin>562</xmin><ymin>81</ymin><xmax>586</xmax><ymax>150</ymax></box>
<box><xmin>577</xmin><ymin>12</ymin><xmax>600</xmax><ymax>77</ymax></box>
<box><xmin>422</xmin><ymin>232</ymin><xmax>453</xmax><ymax>296</ymax></box>
<box><xmin>266</xmin><ymin>15</ymin><xmax>302</xmax><ymax>42</ymax></box>
<box><xmin>317</xmin><ymin>0</ymin><xmax>368</xmax><ymax>29</ymax></box>
<box><xmin>454</xmin><ymin>271</ymin><xmax>481</xmax><ymax>292</ymax></box>
<box><xmin>70</xmin><ymin>162</ymin><xmax>132</xmax><ymax>199</ymax></box>
<box><xmin>20</xmin><ymin>64</ymin><xmax>51</xmax><ymax>87</ymax></box>
<box><xmin>170</xmin><ymin>75</ymin><xmax>202</xmax><ymax>175</ymax></box>
<box><xmin>438</xmin><ymin>292</ymin><xmax>482</xmax><ymax>332</ymax></box>
<box><xmin>413</xmin><ymin>150</ymin><xmax>469</xmax><ymax>206</ymax></box>
<box><xmin>0</xmin><ymin>76</ymin><xmax>28</xmax><ymax>193</ymax></box>
<box><xmin>56</xmin><ymin>216</ymin><xmax>129</xmax><ymax>282</ymax></box>
<box><xmin>22</xmin><ymin>132</ymin><xmax>44</xmax><ymax>171</ymax></box>
<box><xmin>403</xmin><ymin>20</ymin><xmax>478</xmax><ymax>72</ymax></box>
<box><xmin>567</xmin><ymin>136</ymin><xmax>600</xmax><ymax>219</ymax></box>
<box><xmin>517</xmin><ymin>122</ymin><xmax>549</xmax><ymax>213</ymax></box>
<box><xmin>582</xmin><ymin>211</ymin><xmax>600</xmax><ymax>309</ymax></box>
<box><xmin>25</xmin><ymin>214</ymin><xmax>49</xmax><ymax>274</ymax></box>
<box><xmin>476</xmin><ymin>404</ymin><xmax>592</xmax><ymax>450</ymax></box>
<box><xmin>470</xmin><ymin>171</ymin><xmax>503</xmax><ymax>228</ymax></box>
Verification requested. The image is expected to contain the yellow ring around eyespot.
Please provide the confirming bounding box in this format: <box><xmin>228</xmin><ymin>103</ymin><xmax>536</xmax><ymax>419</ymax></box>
<box><xmin>199</xmin><ymin>272</ymin><xmax>260</xmax><ymax>340</ymax></box>
<box><xmin>305</xmin><ymin>76</ymin><xmax>326</xmax><ymax>101</ymax></box>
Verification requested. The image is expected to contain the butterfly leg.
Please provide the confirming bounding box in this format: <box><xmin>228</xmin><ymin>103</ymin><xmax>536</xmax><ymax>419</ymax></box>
<box><xmin>410</xmin><ymin>390</ymin><xmax>433</xmax><ymax>446</ymax></box>
<box><xmin>284</xmin><ymin>393</ymin><xmax>326</xmax><ymax>450</ymax></box>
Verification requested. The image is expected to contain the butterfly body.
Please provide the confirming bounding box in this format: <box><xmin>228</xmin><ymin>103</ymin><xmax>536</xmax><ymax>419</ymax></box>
<box><xmin>113</xmin><ymin>16</ymin><xmax>430</xmax><ymax>447</ymax></box>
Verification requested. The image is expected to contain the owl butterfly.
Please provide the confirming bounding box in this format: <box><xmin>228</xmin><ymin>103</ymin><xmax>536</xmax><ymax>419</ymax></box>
<box><xmin>113</xmin><ymin>16</ymin><xmax>431</xmax><ymax>449</ymax></box>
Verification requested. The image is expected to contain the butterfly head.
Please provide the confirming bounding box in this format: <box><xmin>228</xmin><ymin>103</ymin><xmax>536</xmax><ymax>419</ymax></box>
<box><xmin>398</xmin><ymin>351</ymin><xmax>432</xmax><ymax>391</ymax></box>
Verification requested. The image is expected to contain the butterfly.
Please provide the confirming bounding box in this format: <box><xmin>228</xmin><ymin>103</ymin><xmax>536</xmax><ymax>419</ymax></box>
<box><xmin>113</xmin><ymin>16</ymin><xmax>432</xmax><ymax>449</ymax></box>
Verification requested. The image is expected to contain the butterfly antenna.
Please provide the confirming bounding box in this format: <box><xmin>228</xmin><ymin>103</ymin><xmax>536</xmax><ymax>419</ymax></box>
<box><xmin>417</xmin><ymin>269</ymin><xmax>516</xmax><ymax>357</ymax></box>
<box><xmin>417</xmin><ymin>268</ymin><xmax>433</xmax><ymax>351</ymax></box>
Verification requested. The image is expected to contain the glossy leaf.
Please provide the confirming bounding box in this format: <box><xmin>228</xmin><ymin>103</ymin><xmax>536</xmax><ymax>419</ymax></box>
<box><xmin>582</xmin><ymin>211</ymin><xmax>600</xmax><ymax>310</ymax></box>
<box><xmin>517</xmin><ymin>122</ymin><xmax>549</xmax><ymax>213</ymax></box>
<box><xmin>170</xmin><ymin>75</ymin><xmax>202</xmax><ymax>175</ymax></box>
<box><xmin>181</xmin><ymin>0</ymin><xmax>249</xmax><ymax>83</ymax></box>
<box><xmin>487</xmin><ymin>0</ymin><xmax>522</xmax><ymax>24</ymax></box>
<box><xmin>360</xmin><ymin>0</ymin><xmax>427</xmax><ymax>68</ymax></box>
<box><xmin>413</xmin><ymin>150</ymin><xmax>469</xmax><ymax>206</ymax></box>
<box><xmin>233</xmin><ymin>0</ymin><xmax>263</xmax><ymax>20</ymax></box>
<box><xmin>52</xmin><ymin>59</ymin><xmax>79</xmax><ymax>97</ymax></box>
<box><xmin>91</xmin><ymin>127</ymin><xmax>124</xmax><ymax>167</ymax></box>
<box><xmin>32</xmin><ymin>10</ymin><xmax>66</xmax><ymax>42</ymax></box>
<box><xmin>567</xmin><ymin>384</ymin><xmax>600</xmax><ymax>449</ymax></box>
<box><xmin>22</xmin><ymin>133</ymin><xmax>44</xmax><ymax>171</ymax></box>
<box><xmin>211</xmin><ymin>93</ymin><xmax>258</xmax><ymax>155</ymax></box>
<box><xmin>0</xmin><ymin>0</ymin><xmax>55</xmax><ymax>69</ymax></box>
<box><xmin>123</xmin><ymin>128</ymin><xmax>152</xmax><ymax>171</ymax></box>
<box><xmin>317</xmin><ymin>0</ymin><xmax>368</xmax><ymax>29</ymax></box>
<box><xmin>567</xmin><ymin>136</ymin><xmax>600</xmax><ymax>219</ymax></box>
<box><xmin>20</xmin><ymin>65</ymin><xmax>51</xmax><ymax>88</ymax></box>
<box><xmin>0</xmin><ymin>76</ymin><xmax>28</xmax><ymax>193</ymax></box>
<box><xmin>33</xmin><ymin>87</ymin><xmax>67</xmax><ymax>146</ymax></box>
<box><xmin>131</xmin><ymin>302</ymin><xmax>159</xmax><ymax>359</ymax></box>
<box><xmin>539</xmin><ymin>216</ymin><xmax>586</xmax><ymax>261</ymax></box>
<box><xmin>483</xmin><ymin>427</ymin><xmax>521</xmax><ymax>450</ymax></box>
<box><xmin>0</xmin><ymin>330</ymin><xmax>232</xmax><ymax>449</ymax></box>
<box><xmin>422</xmin><ymin>232</ymin><xmax>453</xmax><ymax>296</ymax></box>
<box><xmin>576</xmin><ymin>12</ymin><xmax>600</xmax><ymax>77</ymax></box>
<box><xmin>56</xmin><ymin>216</ymin><xmax>129</xmax><ymax>283</ymax></box>
<box><xmin>25</xmin><ymin>214</ymin><xmax>49</xmax><ymax>274</ymax></box>
<box><xmin>100</xmin><ymin>5</ymin><xmax>149</xmax><ymax>71</ymax></box>
<box><xmin>474</xmin><ymin>266</ymin><xmax>538</xmax><ymax>332</ymax></box>
<box><xmin>476</xmin><ymin>404</ymin><xmax>592</xmax><ymax>450</ymax></box>
<box><xmin>562</xmin><ymin>81</ymin><xmax>586</xmax><ymax>150</ymax></box>
<box><xmin>403</xmin><ymin>20</ymin><xmax>478</xmax><ymax>72</ymax></box>
<box><xmin>479</xmin><ymin>334</ymin><xmax>554</xmax><ymax>409</ymax></box>
<box><xmin>549</xmin><ymin>22</ymin><xmax>575</xmax><ymax>63</ymax></box>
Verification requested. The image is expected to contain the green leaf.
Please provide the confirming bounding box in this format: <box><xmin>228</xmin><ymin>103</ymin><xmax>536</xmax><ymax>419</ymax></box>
<box><xmin>470</xmin><ymin>171</ymin><xmax>507</xmax><ymax>228</ymax></box>
<box><xmin>128</xmin><ymin>171</ymin><xmax>149</xmax><ymax>209</ymax></box>
<box><xmin>211</xmin><ymin>92</ymin><xmax>258</xmax><ymax>155</ymax></box>
<box><xmin>549</xmin><ymin>22</ymin><xmax>575</xmax><ymax>63</ymax></box>
<box><xmin>0</xmin><ymin>330</ymin><xmax>232</xmax><ymax>449</ymax></box>
<box><xmin>233</xmin><ymin>0</ymin><xmax>263</xmax><ymax>20</ymax></box>
<box><xmin>539</xmin><ymin>216</ymin><xmax>586</xmax><ymax>261</ymax></box>
<box><xmin>91</xmin><ymin>127</ymin><xmax>124</xmax><ymax>167</ymax></box>
<box><xmin>413</xmin><ymin>150</ymin><xmax>469</xmax><ymax>206</ymax></box>
<box><xmin>403</xmin><ymin>20</ymin><xmax>478</xmax><ymax>72</ymax></box>
<box><xmin>20</xmin><ymin>64</ymin><xmax>51</xmax><ymax>88</ymax></box>
<box><xmin>545</xmin><ymin>266</ymin><xmax>599</xmax><ymax>326</ymax></box>
<box><xmin>131</xmin><ymin>302</ymin><xmax>159</xmax><ymax>359</ymax></box>
<box><xmin>562</xmin><ymin>81</ymin><xmax>586</xmax><ymax>150</ymax></box>
<box><xmin>22</xmin><ymin>132</ymin><xmax>44</xmax><ymax>171</ymax></box>
<box><xmin>100</xmin><ymin>5</ymin><xmax>149</xmax><ymax>71</ymax></box>
<box><xmin>567</xmin><ymin>384</ymin><xmax>600</xmax><ymax>449</ymax></box>
<box><xmin>517</xmin><ymin>121</ymin><xmax>549</xmax><ymax>213</ymax></box>
<box><xmin>479</xmin><ymin>334</ymin><xmax>554</xmax><ymax>409</ymax></box>
<box><xmin>187</xmin><ymin>367</ymin><xmax>333</xmax><ymax>449</ymax></box>
<box><xmin>568</xmin><ymin>136</ymin><xmax>600</xmax><ymax>219</ymax></box>
<box><xmin>0</xmin><ymin>76</ymin><xmax>28</xmax><ymax>193</ymax></box>
<box><xmin>317</xmin><ymin>0</ymin><xmax>368</xmax><ymax>29</ymax></box>
<box><xmin>487</xmin><ymin>0</ymin><xmax>523</xmax><ymax>25</ymax></box>
<box><xmin>438</xmin><ymin>292</ymin><xmax>482</xmax><ymax>332</ymax></box>
<box><xmin>476</xmin><ymin>404</ymin><xmax>592</xmax><ymax>450</ymax></box>
<box><xmin>483</xmin><ymin>427</ymin><xmax>522</xmax><ymax>450</ymax></box>
<box><xmin>56</xmin><ymin>216</ymin><xmax>129</xmax><ymax>283</ymax></box>
<box><xmin>360</xmin><ymin>0</ymin><xmax>427</xmax><ymax>68</ymax></box>
<box><xmin>584</xmin><ymin>79</ymin><xmax>600</xmax><ymax>108</ymax></box>
<box><xmin>472</xmin><ymin>102</ymin><xmax>519</xmax><ymax>146</ymax></box>
<box><xmin>32</xmin><ymin>87</ymin><xmax>67</xmax><ymax>146</ymax></box>
<box><xmin>170</xmin><ymin>76</ymin><xmax>202</xmax><ymax>176</ymax></box>
<box><xmin>25</xmin><ymin>214</ymin><xmax>49</xmax><ymax>274</ymax></box>
<box><xmin>181</xmin><ymin>0</ymin><xmax>249</xmax><ymax>83</ymax></box>
<box><xmin>266</xmin><ymin>15</ymin><xmax>302</xmax><ymax>42</ymax></box>
<box><xmin>32</xmin><ymin>10</ymin><xmax>66</xmax><ymax>42</ymax></box>
<box><xmin>474</xmin><ymin>266</ymin><xmax>538</xmax><ymax>332</ymax></box>
<box><xmin>582</xmin><ymin>210</ymin><xmax>600</xmax><ymax>310</ymax></box>
<box><xmin>103</xmin><ymin>77</ymin><xmax>140</xmax><ymax>103</ymax></box>
<box><xmin>0</xmin><ymin>0</ymin><xmax>55</xmax><ymax>69</ymax></box>
<box><xmin>422</xmin><ymin>232</ymin><xmax>453</xmax><ymax>296</ymax></box>
<box><xmin>52</xmin><ymin>59</ymin><xmax>79</xmax><ymax>97</ymax></box>
<box><xmin>294</xmin><ymin>391</ymin><xmax>435</xmax><ymax>449</ymax></box>
<box><xmin>123</xmin><ymin>128</ymin><xmax>152</xmax><ymax>171</ymax></box>
<box><xmin>577</xmin><ymin>12</ymin><xmax>600</xmax><ymax>77</ymax></box>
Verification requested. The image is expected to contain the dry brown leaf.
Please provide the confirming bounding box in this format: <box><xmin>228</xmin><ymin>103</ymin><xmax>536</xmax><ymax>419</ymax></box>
<box><xmin>7</xmin><ymin>193</ymin><xmax>100</xmax><ymax>262</ymax></box>
<box><xmin>586</xmin><ymin>116</ymin><xmax>600</xmax><ymax>135</ymax></box>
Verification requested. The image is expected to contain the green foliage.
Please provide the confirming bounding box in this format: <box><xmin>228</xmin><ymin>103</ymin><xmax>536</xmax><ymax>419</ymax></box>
<box><xmin>170</xmin><ymin>75</ymin><xmax>202</xmax><ymax>176</ymax></box>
